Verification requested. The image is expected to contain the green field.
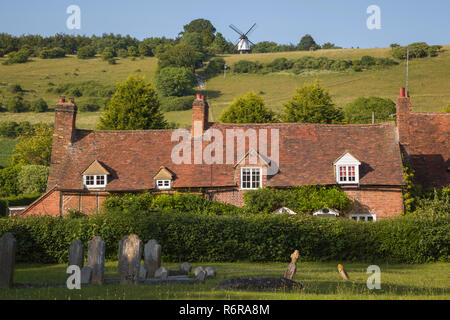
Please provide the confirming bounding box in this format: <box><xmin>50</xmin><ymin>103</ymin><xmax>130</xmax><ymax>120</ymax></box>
<box><xmin>0</xmin><ymin>138</ymin><xmax>17</xmax><ymax>167</ymax></box>
<box><xmin>0</xmin><ymin>46</ymin><xmax>449</xmax><ymax>129</ymax></box>
<box><xmin>1</xmin><ymin>261</ymin><xmax>448</xmax><ymax>300</ymax></box>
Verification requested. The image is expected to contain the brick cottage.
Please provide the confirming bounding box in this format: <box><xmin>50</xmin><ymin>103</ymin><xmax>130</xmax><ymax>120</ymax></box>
<box><xmin>21</xmin><ymin>89</ymin><xmax>449</xmax><ymax>220</ymax></box>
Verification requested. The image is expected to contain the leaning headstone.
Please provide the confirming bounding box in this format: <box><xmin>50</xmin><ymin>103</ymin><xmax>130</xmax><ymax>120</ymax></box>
<box><xmin>68</xmin><ymin>240</ymin><xmax>84</xmax><ymax>269</ymax></box>
<box><xmin>81</xmin><ymin>266</ymin><xmax>92</xmax><ymax>285</ymax></box>
<box><xmin>139</xmin><ymin>263</ymin><xmax>147</xmax><ymax>280</ymax></box>
<box><xmin>154</xmin><ymin>266</ymin><xmax>168</xmax><ymax>279</ymax></box>
<box><xmin>180</xmin><ymin>262</ymin><xmax>192</xmax><ymax>274</ymax></box>
<box><xmin>0</xmin><ymin>233</ymin><xmax>16</xmax><ymax>289</ymax></box>
<box><xmin>195</xmin><ymin>270</ymin><xmax>206</xmax><ymax>281</ymax></box>
<box><xmin>204</xmin><ymin>266</ymin><xmax>216</xmax><ymax>278</ymax></box>
<box><xmin>193</xmin><ymin>266</ymin><xmax>205</xmax><ymax>277</ymax></box>
<box><xmin>144</xmin><ymin>239</ymin><xmax>161</xmax><ymax>278</ymax></box>
<box><xmin>118</xmin><ymin>234</ymin><xmax>143</xmax><ymax>285</ymax></box>
<box><xmin>87</xmin><ymin>236</ymin><xmax>106</xmax><ymax>285</ymax></box>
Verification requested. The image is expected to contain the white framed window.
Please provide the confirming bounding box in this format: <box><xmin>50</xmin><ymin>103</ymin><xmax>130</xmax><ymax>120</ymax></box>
<box><xmin>334</xmin><ymin>152</ymin><xmax>361</xmax><ymax>184</ymax></box>
<box><xmin>350</xmin><ymin>214</ymin><xmax>376</xmax><ymax>222</ymax></box>
<box><xmin>240</xmin><ymin>167</ymin><xmax>262</xmax><ymax>190</ymax></box>
<box><xmin>83</xmin><ymin>174</ymin><xmax>107</xmax><ymax>188</ymax></box>
<box><xmin>156</xmin><ymin>179</ymin><xmax>171</xmax><ymax>190</ymax></box>
<box><xmin>337</xmin><ymin>165</ymin><xmax>358</xmax><ymax>183</ymax></box>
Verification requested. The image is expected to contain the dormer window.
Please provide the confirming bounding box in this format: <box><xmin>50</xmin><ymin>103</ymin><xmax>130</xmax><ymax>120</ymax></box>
<box><xmin>153</xmin><ymin>166</ymin><xmax>174</xmax><ymax>190</ymax></box>
<box><xmin>333</xmin><ymin>152</ymin><xmax>361</xmax><ymax>185</ymax></box>
<box><xmin>241</xmin><ymin>167</ymin><xmax>262</xmax><ymax>190</ymax></box>
<box><xmin>83</xmin><ymin>175</ymin><xmax>107</xmax><ymax>188</ymax></box>
<box><xmin>156</xmin><ymin>179</ymin><xmax>171</xmax><ymax>190</ymax></box>
<box><xmin>81</xmin><ymin>160</ymin><xmax>110</xmax><ymax>189</ymax></box>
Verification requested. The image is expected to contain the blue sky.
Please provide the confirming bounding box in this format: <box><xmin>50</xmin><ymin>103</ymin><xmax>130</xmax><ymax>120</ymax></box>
<box><xmin>1</xmin><ymin>0</ymin><xmax>449</xmax><ymax>48</ymax></box>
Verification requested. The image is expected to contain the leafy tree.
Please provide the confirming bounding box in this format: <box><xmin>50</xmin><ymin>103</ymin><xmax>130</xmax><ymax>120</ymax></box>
<box><xmin>182</xmin><ymin>19</ymin><xmax>216</xmax><ymax>47</ymax></box>
<box><xmin>281</xmin><ymin>81</ymin><xmax>343</xmax><ymax>124</ymax></box>
<box><xmin>77</xmin><ymin>45</ymin><xmax>96</xmax><ymax>59</ymax></box>
<box><xmin>344</xmin><ymin>97</ymin><xmax>396</xmax><ymax>124</ymax></box>
<box><xmin>180</xmin><ymin>32</ymin><xmax>203</xmax><ymax>52</ymax></box>
<box><xmin>39</xmin><ymin>47</ymin><xmax>65</xmax><ymax>59</ymax></box>
<box><xmin>11</xmin><ymin>123</ymin><xmax>53</xmax><ymax>166</ymax></box>
<box><xmin>443</xmin><ymin>103</ymin><xmax>450</xmax><ymax>113</ymax></box>
<box><xmin>157</xmin><ymin>43</ymin><xmax>203</xmax><ymax>70</ymax></box>
<box><xmin>127</xmin><ymin>46</ymin><xmax>138</xmax><ymax>57</ymax></box>
<box><xmin>0</xmin><ymin>166</ymin><xmax>21</xmax><ymax>196</ymax></box>
<box><xmin>156</xmin><ymin>67</ymin><xmax>196</xmax><ymax>97</ymax></box>
<box><xmin>322</xmin><ymin>42</ymin><xmax>341</xmax><ymax>50</ymax></box>
<box><xmin>298</xmin><ymin>34</ymin><xmax>317</xmax><ymax>51</ymax></box>
<box><xmin>31</xmin><ymin>98</ymin><xmax>48</xmax><ymax>113</ymax></box>
<box><xmin>98</xmin><ymin>76</ymin><xmax>167</xmax><ymax>130</ymax></box>
<box><xmin>17</xmin><ymin>165</ymin><xmax>49</xmax><ymax>194</ymax></box>
<box><xmin>204</xmin><ymin>58</ymin><xmax>226</xmax><ymax>78</ymax></box>
<box><xmin>208</xmin><ymin>33</ymin><xmax>233</xmax><ymax>54</ymax></box>
<box><xmin>220</xmin><ymin>92</ymin><xmax>277</xmax><ymax>123</ymax></box>
<box><xmin>7</xmin><ymin>95</ymin><xmax>30</xmax><ymax>113</ymax></box>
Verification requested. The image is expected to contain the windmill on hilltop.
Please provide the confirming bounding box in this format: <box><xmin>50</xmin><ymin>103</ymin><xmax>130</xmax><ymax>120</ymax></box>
<box><xmin>229</xmin><ymin>23</ymin><xmax>257</xmax><ymax>54</ymax></box>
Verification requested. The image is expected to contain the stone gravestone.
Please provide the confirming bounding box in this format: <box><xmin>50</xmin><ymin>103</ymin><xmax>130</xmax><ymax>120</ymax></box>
<box><xmin>204</xmin><ymin>266</ymin><xmax>216</xmax><ymax>278</ymax></box>
<box><xmin>139</xmin><ymin>263</ymin><xmax>147</xmax><ymax>280</ymax></box>
<box><xmin>144</xmin><ymin>239</ymin><xmax>161</xmax><ymax>278</ymax></box>
<box><xmin>118</xmin><ymin>234</ymin><xmax>143</xmax><ymax>285</ymax></box>
<box><xmin>0</xmin><ymin>233</ymin><xmax>16</xmax><ymax>289</ymax></box>
<box><xmin>81</xmin><ymin>266</ymin><xmax>92</xmax><ymax>285</ymax></box>
<box><xmin>154</xmin><ymin>266</ymin><xmax>168</xmax><ymax>279</ymax></box>
<box><xmin>87</xmin><ymin>236</ymin><xmax>106</xmax><ymax>285</ymax></box>
<box><xmin>180</xmin><ymin>262</ymin><xmax>192</xmax><ymax>274</ymax></box>
<box><xmin>193</xmin><ymin>266</ymin><xmax>205</xmax><ymax>277</ymax></box>
<box><xmin>68</xmin><ymin>240</ymin><xmax>84</xmax><ymax>269</ymax></box>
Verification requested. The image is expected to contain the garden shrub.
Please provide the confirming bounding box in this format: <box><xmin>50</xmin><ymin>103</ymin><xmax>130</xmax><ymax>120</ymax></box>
<box><xmin>6</xmin><ymin>95</ymin><xmax>30</xmax><ymax>113</ymax></box>
<box><xmin>31</xmin><ymin>98</ymin><xmax>48</xmax><ymax>112</ymax></box>
<box><xmin>243</xmin><ymin>186</ymin><xmax>352</xmax><ymax>214</ymax></box>
<box><xmin>77</xmin><ymin>46</ymin><xmax>96</xmax><ymax>59</ymax></box>
<box><xmin>232</xmin><ymin>60</ymin><xmax>263</xmax><ymax>73</ymax></box>
<box><xmin>159</xmin><ymin>95</ymin><xmax>195</xmax><ymax>112</ymax></box>
<box><xmin>0</xmin><ymin>193</ymin><xmax>40</xmax><ymax>217</ymax></box>
<box><xmin>2</xmin><ymin>49</ymin><xmax>30</xmax><ymax>65</ymax></box>
<box><xmin>39</xmin><ymin>48</ymin><xmax>65</xmax><ymax>59</ymax></box>
<box><xmin>0</xmin><ymin>211</ymin><xmax>447</xmax><ymax>264</ymax></box>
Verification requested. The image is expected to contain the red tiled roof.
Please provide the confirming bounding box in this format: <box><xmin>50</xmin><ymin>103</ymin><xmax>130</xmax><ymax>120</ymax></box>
<box><xmin>48</xmin><ymin>121</ymin><xmax>404</xmax><ymax>191</ymax></box>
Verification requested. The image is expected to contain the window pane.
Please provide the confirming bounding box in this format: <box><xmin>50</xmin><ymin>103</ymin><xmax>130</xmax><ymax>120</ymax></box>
<box><xmin>367</xmin><ymin>216</ymin><xmax>373</xmax><ymax>221</ymax></box>
<box><xmin>96</xmin><ymin>175</ymin><xmax>105</xmax><ymax>185</ymax></box>
<box><xmin>339</xmin><ymin>166</ymin><xmax>347</xmax><ymax>181</ymax></box>
<box><xmin>85</xmin><ymin>176</ymin><xmax>94</xmax><ymax>185</ymax></box>
<box><xmin>348</xmin><ymin>166</ymin><xmax>355</xmax><ymax>181</ymax></box>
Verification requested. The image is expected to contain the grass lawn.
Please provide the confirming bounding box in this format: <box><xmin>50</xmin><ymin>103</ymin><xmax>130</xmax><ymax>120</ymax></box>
<box><xmin>0</xmin><ymin>137</ymin><xmax>17</xmax><ymax>167</ymax></box>
<box><xmin>1</xmin><ymin>261</ymin><xmax>448</xmax><ymax>300</ymax></box>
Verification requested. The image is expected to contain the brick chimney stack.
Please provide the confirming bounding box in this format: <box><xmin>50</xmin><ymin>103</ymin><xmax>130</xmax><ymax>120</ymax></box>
<box><xmin>54</xmin><ymin>96</ymin><xmax>77</xmax><ymax>148</ymax></box>
<box><xmin>191</xmin><ymin>94</ymin><xmax>209</xmax><ymax>137</ymax></box>
<box><xmin>396</xmin><ymin>88</ymin><xmax>411</xmax><ymax>145</ymax></box>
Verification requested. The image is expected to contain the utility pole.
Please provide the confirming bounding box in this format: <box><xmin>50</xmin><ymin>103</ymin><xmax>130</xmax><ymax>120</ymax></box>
<box><xmin>406</xmin><ymin>47</ymin><xmax>409</xmax><ymax>96</ymax></box>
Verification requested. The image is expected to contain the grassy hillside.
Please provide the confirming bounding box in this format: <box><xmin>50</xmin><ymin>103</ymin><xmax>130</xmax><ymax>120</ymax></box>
<box><xmin>0</xmin><ymin>46</ymin><xmax>449</xmax><ymax>129</ymax></box>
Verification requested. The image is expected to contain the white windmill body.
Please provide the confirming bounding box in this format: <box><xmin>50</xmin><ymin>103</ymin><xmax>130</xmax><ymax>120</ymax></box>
<box><xmin>237</xmin><ymin>37</ymin><xmax>250</xmax><ymax>53</ymax></box>
<box><xmin>229</xmin><ymin>23</ymin><xmax>257</xmax><ymax>54</ymax></box>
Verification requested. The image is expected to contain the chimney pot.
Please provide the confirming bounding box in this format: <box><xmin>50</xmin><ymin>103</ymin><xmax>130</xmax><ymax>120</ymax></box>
<box><xmin>196</xmin><ymin>93</ymin><xmax>201</xmax><ymax>99</ymax></box>
<box><xmin>399</xmin><ymin>87</ymin><xmax>406</xmax><ymax>97</ymax></box>
<box><xmin>68</xmin><ymin>98</ymin><xmax>74</xmax><ymax>104</ymax></box>
<box><xmin>59</xmin><ymin>96</ymin><xmax>66</xmax><ymax>103</ymax></box>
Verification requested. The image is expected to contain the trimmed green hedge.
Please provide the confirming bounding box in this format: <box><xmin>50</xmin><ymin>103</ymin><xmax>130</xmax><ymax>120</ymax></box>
<box><xmin>0</xmin><ymin>212</ymin><xmax>448</xmax><ymax>264</ymax></box>
<box><xmin>0</xmin><ymin>193</ymin><xmax>41</xmax><ymax>217</ymax></box>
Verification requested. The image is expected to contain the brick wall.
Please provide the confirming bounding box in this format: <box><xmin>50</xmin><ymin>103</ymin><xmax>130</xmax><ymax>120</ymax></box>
<box><xmin>396</xmin><ymin>96</ymin><xmax>450</xmax><ymax>187</ymax></box>
<box><xmin>23</xmin><ymin>189</ymin><xmax>61</xmax><ymax>216</ymax></box>
<box><xmin>343</xmin><ymin>187</ymin><xmax>403</xmax><ymax>219</ymax></box>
